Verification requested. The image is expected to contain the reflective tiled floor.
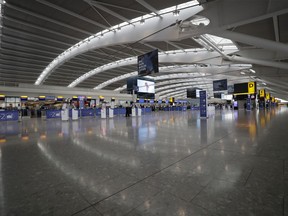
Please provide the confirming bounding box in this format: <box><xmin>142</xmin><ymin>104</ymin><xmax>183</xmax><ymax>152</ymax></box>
<box><xmin>0</xmin><ymin>107</ymin><xmax>288</xmax><ymax>215</ymax></box>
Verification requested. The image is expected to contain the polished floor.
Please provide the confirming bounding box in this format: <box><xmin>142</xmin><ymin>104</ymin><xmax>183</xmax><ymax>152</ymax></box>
<box><xmin>0</xmin><ymin>107</ymin><xmax>288</xmax><ymax>216</ymax></box>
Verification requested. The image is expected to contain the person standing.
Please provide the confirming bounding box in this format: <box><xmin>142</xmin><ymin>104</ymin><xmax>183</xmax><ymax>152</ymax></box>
<box><xmin>125</xmin><ymin>101</ymin><xmax>130</xmax><ymax>117</ymax></box>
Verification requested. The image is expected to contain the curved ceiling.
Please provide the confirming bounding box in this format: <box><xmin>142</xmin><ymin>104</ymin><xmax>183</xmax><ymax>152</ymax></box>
<box><xmin>1</xmin><ymin>0</ymin><xmax>288</xmax><ymax>100</ymax></box>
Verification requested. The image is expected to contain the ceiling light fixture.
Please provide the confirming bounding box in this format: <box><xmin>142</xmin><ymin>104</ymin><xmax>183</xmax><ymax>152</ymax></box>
<box><xmin>250</xmin><ymin>69</ymin><xmax>256</xmax><ymax>73</ymax></box>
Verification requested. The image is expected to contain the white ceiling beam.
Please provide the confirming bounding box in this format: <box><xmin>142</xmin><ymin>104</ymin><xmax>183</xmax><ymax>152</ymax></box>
<box><xmin>198</xmin><ymin>35</ymin><xmax>227</xmax><ymax>58</ymax></box>
<box><xmin>159</xmin><ymin>86</ymin><xmax>211</xmax><ymax>97</ymax></box>
<box><xmin>69</xmin><ymin>49</ymin><xmax>224</xmax><ymax>88</ymax></box>
<box><xmin>156</xmin><ymin>76</ymin><xmax>251</xmax><ymax>93</ymax></box>
<box><xmin>216</xmin><ymin>30</ymin><xmax>288</xmax><ymax>55</ymax></box>
<box><xmin>165</xmin><ymin>41</ymin><xmax>185</xmax><ymax>52</ymax></box>
<box><xmin>97</xmin><ymin>64</ymin><xmax>251</xmax><ymax>90</ymax></box>
<box><xmin>35</xmin><ymin>4</ymin><xmax>204</xmax><ymax>85</ymax></box>
<box><xmin>228</xmin><ymin>55</ymin><xmax>288</xmax><ymax>70</ymax></box>
<box><xmin>156</xmin><ymin>82</ymin><xmax>212</xmax><ymax>93</ymax></box>
<box><xmin>273</xmin><ymin>16</ymin><xmax>280</xmax><ymax>42</ymax></box>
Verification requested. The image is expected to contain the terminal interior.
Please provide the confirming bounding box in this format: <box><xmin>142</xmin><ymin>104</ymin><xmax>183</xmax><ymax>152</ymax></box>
<box><xmin>1</xmin><ymin>0</ymin><xmax>288</xmax><ymax>215</ymax></box>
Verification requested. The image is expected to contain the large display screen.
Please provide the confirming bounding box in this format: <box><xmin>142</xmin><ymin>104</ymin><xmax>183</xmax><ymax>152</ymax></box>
<box><xmin>234</xmin><ymin>82</ymin><xmax>248</xmax><ymax>94</ymax></box>
<box><xmin>137</xmin><ymin>49</ymin><xmax>159</xmax><ymax>76</ymax></box>
<box><xmin>213</xmin><ymin>79</ymin><xmax>227</xmax><ymax>91</ymax></box>
<box><xmin>137</xmin><ymin>79</ymin><xmax>155</xmax><ymax>93</ymax></box>
<box><xmin>187</xmin><ymin>88</ymin><xmax>201</xmax><ymax>98</ymax></box>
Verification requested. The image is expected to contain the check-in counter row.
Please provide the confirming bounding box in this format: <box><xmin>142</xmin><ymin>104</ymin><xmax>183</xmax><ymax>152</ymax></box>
<box><xmin>45</xmin><ymin>108</ymin><xmax>153</xmax><ymax>119</ymax></box>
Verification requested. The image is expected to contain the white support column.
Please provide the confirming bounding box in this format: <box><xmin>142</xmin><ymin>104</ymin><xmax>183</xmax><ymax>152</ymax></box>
<box><xmin>217</xmin><ymin>30</ymin><xmax>288</xmax><ymax>54</ymax></box>
<box><xmin>228</xmin><ymin>55</ymin><xmax>288</xmax><ymax>70</ymax></box>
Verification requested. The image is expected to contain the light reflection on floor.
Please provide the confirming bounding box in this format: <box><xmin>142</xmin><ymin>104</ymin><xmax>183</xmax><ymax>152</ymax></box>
<box><xmin>0</xmin><ymin>107</ymin><xmax>287</xmax><ymax>216</ymax></box>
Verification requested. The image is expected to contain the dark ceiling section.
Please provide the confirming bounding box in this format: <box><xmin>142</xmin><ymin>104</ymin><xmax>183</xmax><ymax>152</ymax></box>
<box><xmin>126</xmin><ymin>43</ymin><xmax>154</xmax><ymax>54</ymax></box>
<box><xmin>147</xmin><ymin>0</ymin><xmax>191</xmax><ymax>10</ymax></box>
<box><xmin>145</xmin><ymin>41</ymin><xmax>178</xmax><ymax>52</ymax></box>
<box><xmin>232</xmin><ymin>18</ymin><xmax>275</xmax><ymax>41</ymax></box>
<box><xmin>76</xmin><ymin>0</ymin><xmax>148</xmax><ymax>26</ymax></box>
<box><xmin>278</xmin><ymin>13</ymin><xmax>288</xmax><ymax>43</ymax></box>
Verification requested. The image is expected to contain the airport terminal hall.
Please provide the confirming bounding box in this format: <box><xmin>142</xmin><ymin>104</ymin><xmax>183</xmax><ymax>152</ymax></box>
<box><xmin>1</xmin><ymin>0</ymin><xmax>288</xmax><ymax>215</ymax></box>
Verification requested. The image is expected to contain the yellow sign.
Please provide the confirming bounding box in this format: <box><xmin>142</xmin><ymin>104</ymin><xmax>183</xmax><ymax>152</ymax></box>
<box><xmin>248</xmin><ymin>82</ymin><xmax>255</xmax><ymax>94</ymax></box>
<box><xmin>266</xmin><ymin>92</ymin><xmax>270</xmax><ymax>100</ymax></box>
<box><xmin>259</xmin><ymin>89</ymin><xmax>265</xmax><ymax>98</ymax></box>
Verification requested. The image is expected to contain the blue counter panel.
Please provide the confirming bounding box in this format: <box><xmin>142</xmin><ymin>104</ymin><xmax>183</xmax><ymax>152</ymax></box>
<box><xmin>80</xmin><ymin>109</ymin><xmax>95</xmax><ymax>117</ymax></box>
<box><xmin>191</xmin><ymin>107</ymin><xmax>200</xmax><ymax>110</ymax></box>
<box><xmin>95</xmin><ymin>108</ymin><xmax>101</xmax><ymax>116</ymax></box>
<box><xmin>143</xmin><ymin>108</ymin><xmax>152</xmax><ymax>113</ymax></box>
<box><xmin>46</xmin><ymin>110</ymin><xmax>61</xmax><ymax>119</ymax></box>
<box><xmin>0</xmin><ymin>111</ymin><xmax>19</xmax><ymax>121</ymax></box>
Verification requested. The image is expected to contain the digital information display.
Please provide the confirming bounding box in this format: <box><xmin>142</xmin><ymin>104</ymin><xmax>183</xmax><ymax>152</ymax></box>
<box><xmin>137</xmin><ymin>49</ymin><xmax>159</xmax><ymax>76</ymax></box>
<box><xmin>213</xmin><ymin>79</ymin><xmax>227</xmax><ymax>91</ymax></box>
<box><xmin>234</xmin><ymin>83</ymin><xmax>249</xmax><ymax>94</ymax></box>
<box><xmin>234</xmin><ymin>82</ymin><xmax>256</xmax><ymax>94</ymax></box>
<box><xmin>137</xmin><ymin>79</ymin><xmax>155</xmax><ymax>93</ymax></box>
<box><xmin>187</xmin><ymin>88</ymin><xmax>201</xmax><ymax>98</ymax></box>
